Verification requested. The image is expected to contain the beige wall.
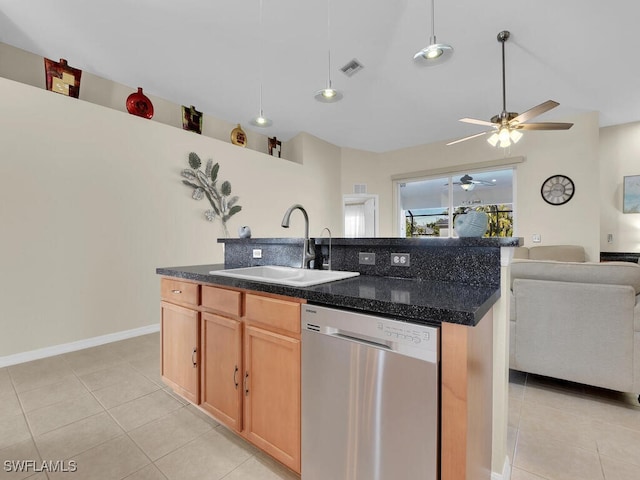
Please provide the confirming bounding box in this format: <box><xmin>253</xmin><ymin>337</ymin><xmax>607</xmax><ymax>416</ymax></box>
<box><xmin>341</xmin><ymin>111</ymin><xmax>602</xmax><ymax>261</ymax></box>
<box><xmin>600</xmin><ymin>121</ymin><xmax>640</xmax><ymax>252</ymax></box>
<box><xmin>0</xmin><ymin>77</ymin><xmax>342</xmax><ymax>357</ymax></box>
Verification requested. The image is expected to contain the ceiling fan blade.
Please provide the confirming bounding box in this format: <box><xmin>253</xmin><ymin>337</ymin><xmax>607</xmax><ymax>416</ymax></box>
<box><xmin>459</xmin><ymin>118</ymin><xmax>496</xmax><ymax>127</ymax></box>
<box><xmin>518</xmin><ymin>122</ymin><xmax>574</xmax><ymax>131</ymax></box>
<box><xmin>510</xmin><ymin>100</ymin><xmax>559</xmax><ymax>125</ymax></box>
<box><xmin>446</xmin><ymin>131</ymin><xmax>489</xmax><ymax>146</ymax></box>
<box><xmin>470</xmin><ymin>180</ymin><xmax>495</xmax><ymax>186</ymax></box>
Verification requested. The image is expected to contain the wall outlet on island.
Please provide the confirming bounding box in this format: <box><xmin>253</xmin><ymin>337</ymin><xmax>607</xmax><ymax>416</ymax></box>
<box><xmin>532</xmin><ymin>234</ymin><xmax>541</xmax><ymax>243</ymax></box>
<box><xmin>391</xmin><ymin>253</ymin><xmax>411</xmax><ymax>267</ymax></box>
<box><xmin>252</xmin><ymin>249</ymin><xmax>262</xmax><ymax>259</ymax></box>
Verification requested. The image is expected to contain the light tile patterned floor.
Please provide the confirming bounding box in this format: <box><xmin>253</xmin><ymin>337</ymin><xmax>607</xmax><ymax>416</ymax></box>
<box><xmin>0</xmin><ymin>333</ymin><xmax>298</xmax><ymax>480</ymax></box>
<box><xmin>1</xmin><ymin>334</ymin><xmax>639</xmax><ymax>479</ymax></box>
<box><xmin>509</xmin><ymin>370</ymin><xmax>640</xmax><ymax>480</ymax></box>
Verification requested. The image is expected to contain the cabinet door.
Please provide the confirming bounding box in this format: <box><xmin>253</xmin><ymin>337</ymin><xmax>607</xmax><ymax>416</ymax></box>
<box><xmin>201</xmin><ymin>312</ymin><xmax>243</xmax><ymax>431</ymax></box>
<box><xmin>161</xmin><ymin>301</ymin><xmax>200</xmax><ymax>404</ymax></box>
<box><xmin>244</xmin><ymin>325</ymin><xmax>301</xmax><ymax>473</ymax></box>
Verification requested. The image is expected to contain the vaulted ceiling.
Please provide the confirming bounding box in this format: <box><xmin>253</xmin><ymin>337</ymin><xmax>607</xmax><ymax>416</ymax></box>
<box><xmin>1</xmin><ymin>0</ymin><xmax>637</xmax><ymax>152</ymax></box>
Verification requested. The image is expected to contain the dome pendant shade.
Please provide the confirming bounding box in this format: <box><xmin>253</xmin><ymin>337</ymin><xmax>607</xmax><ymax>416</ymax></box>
<box><xmin>314</xmin><ymin>80</ymin><xmax>343</xmax><ymax>103</ymax></box>
<box><xmin>250</xmin><ymin>109</ymin><xmax>272</xmax><ymax>127</ymax></box>
<box><xmin>413</xmin><ymin>37</ymin><xmax>454</xmax><ymax>64</ymax></box>
<box><xmin>249</xmin><ymin>0</ymin><xmax>273</xmax><ymax>128</ymax></box>
<box><xmin>414</xmin><ymin>0</ymin><xmax>453</xmax><ymax>65</ymax></box>
<box><xmin>315</xmin><ymin>0</ymin><xmax>343</xmax><ymax>103</ymax></box>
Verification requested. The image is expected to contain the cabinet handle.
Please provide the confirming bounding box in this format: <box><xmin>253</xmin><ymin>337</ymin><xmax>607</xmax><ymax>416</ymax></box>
<box><xmin>244</xmin><ymin>371</ymin><xmax>249</xmax><ymax>396</ymax></box>
<box><xmin>171</xmin><ymin>289</ymin><xmax>182</xmax><ymax>294</ymax></box>
<box><xmin>192</xmin><ymin>348</ymin><xmax>197</xmax><ymax>367</ymax></box>
<box><xmin>233</xmin><ymin>365</ymin><xmax>239</xmax><ymax>389</ymax></box>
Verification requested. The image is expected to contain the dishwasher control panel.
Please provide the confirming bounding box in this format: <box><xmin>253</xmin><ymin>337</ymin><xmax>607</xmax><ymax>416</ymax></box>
<box><xmin>378</xmin><ymin>321</ymin><xmax>431</xmax><ymax>345</ymax></box>
<box><xmin>302</xmin><ymin>304</ymin><xmax>439</xmax><ymax>363</ymax></box>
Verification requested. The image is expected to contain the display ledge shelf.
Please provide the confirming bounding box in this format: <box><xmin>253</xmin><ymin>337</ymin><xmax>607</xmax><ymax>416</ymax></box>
<box><xmin>0</xmin><ymin>41</ymin><xmax>299</xmax><ymax>163</ymax></box>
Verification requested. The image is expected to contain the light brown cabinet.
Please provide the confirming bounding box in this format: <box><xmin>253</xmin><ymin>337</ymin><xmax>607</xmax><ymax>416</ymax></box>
<box><xmin>160</xmin><ymin>300</ymin><xmax>200</xmax><ymax>404</ymax></box>
<box><xmin>160</xmin><ymin>279</ymin><xmax>302</xmax><ymax>474</ymax></box>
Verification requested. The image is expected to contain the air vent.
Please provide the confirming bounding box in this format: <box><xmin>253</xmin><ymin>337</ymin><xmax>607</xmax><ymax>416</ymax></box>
<box><xmin>340</xmin><ymin>58</ymin><xmax>364</xmax><ymax>77</ymax></box>
<box><xmin>353</xmin><ymin>184</ymin><xmax>367</xmax><ymax>194</ymax></box>
<box><xmin>306</xmin><ymin>323</ymin><xmax>321</xmax><ymax>332</ymax></box>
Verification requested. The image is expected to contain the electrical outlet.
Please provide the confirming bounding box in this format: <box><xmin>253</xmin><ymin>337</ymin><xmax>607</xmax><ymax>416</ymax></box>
<box><xmin>607</xmin><ymin>233</ymin><xmax>614</xmax><ymax>244</ymax></box>
<box><xmin>391</xmin><ymin>253</ymin><xmax>411</xmax><ymax>267</ymax></box>
<box><xmin>532</xmin><ymin>234</ymin><xmax>541</xmax><ymax>243</ymax></box>
<box><xmin>359</xmin><ymin>252</ymin><xmax>376</xmax><ymax>265</ymax></box>
<box><xmin>252</xmin><ymin>249</ymin><xmax>262</xmax><ymax>259</ymax></box>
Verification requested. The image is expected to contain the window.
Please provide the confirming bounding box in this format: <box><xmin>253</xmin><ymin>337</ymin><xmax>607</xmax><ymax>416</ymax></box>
<box><xmin>398</xmin><ymin>168</ymin><xmax>515</xmax><ymax>238</ymax></box>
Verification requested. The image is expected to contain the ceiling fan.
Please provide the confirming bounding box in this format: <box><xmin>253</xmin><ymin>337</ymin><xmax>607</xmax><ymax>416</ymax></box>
<box><xmin>446</xmin><ymin>174</ymin><xmax>494</xmax><ymax>191</ymax></box>
<box><xmin>447</xmin><ymin>30</ymin><xmax>573</xmax><ymax>148</ymax></box>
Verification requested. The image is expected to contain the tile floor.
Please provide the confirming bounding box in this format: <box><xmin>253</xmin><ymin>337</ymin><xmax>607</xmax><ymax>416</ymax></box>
<box><xmin>0</xmin><ymin>333</ymin><xmax>298</xmax><ymax>480</ymax></box>
<box><xmin>1</xmin><ymin>334</ymin><xmax>639</xmax><ymax>479</ymax></box>
<box><xmin>508</xmin><ymin>370</ymin><xmax>640</xmax><ymax>480</ymax></box>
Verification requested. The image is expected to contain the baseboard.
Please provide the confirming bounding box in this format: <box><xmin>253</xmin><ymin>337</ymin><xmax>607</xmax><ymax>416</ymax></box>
<box><xmin>491</xmin><ymin>456</ymin><xmax>511</xmax><ymax>480</ymax></box>
<box><xmin>0</xmin><ymin>324</ymin><xmax>160</xmax><ymax>368</ymax></box>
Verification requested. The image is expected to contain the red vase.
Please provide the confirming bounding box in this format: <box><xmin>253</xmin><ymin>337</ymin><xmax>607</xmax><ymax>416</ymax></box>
<box><xmin>126</xmin><ymin>87</ymin><xmax>154</xmax><ymax>119</ymax></box>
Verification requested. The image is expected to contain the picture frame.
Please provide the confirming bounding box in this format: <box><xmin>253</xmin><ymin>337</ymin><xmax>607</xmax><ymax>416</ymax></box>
<box><xmin>44</xmin><ymin>58</ymin><xmax>82</xmax><ymax>98</ymax></box>
<box><xmin>623</xmin><ymin>175</ymin><xmax>640</xmax><ymax>213</ymax></box>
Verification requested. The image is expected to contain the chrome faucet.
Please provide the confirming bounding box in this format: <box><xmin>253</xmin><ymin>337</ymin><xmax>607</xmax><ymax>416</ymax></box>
<box><xmin>281</xmin><ymin>204</ymin><xmax>316</xmax><ymax>269</ymax></box>
<box><xmin>319</xmin><ymin>227</ymin><xmax>332</xmax><ymax>270</ymax></box>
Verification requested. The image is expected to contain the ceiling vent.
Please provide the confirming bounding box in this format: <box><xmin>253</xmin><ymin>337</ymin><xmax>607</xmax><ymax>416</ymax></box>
<box><xmin>340</xmin><ymin>59</ymin><xmax>364</xmax><ymax>77</ymax></box>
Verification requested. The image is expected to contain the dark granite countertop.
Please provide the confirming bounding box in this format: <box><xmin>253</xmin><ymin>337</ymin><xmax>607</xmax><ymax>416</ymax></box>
<box><xmin>156</xmin><ymin>264</ymin><xmax>500</xmax><ymax>327</ymax></box>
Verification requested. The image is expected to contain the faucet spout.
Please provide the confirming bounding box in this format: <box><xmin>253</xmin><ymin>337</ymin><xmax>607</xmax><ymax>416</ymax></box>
<box><xmin>281</xmin><ymin>204</ymin><xmax>315</xmax><ymax>269</ymax></box>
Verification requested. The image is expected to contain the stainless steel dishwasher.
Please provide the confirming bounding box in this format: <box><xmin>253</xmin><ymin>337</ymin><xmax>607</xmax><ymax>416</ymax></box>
<box><xmin>301</xmin><ymin>304</ymin><xmax>439</xmax><ymax>480</ymax></box>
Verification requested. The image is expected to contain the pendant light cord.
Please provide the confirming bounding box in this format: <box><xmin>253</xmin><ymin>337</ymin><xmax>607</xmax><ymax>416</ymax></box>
<box><xmin>259</xmin><ymin>0</ymin><xmax>264</xmax><ymax>114</ymax></box>
<box><xmin>326</xmin><ymin>0</ymin><xmax>332</xmax><ymax>87</ymax></box>
<box><xmin>430</xmin><ymin>0</ymin><xmax>435</xmax><ymax>41</ymax></box>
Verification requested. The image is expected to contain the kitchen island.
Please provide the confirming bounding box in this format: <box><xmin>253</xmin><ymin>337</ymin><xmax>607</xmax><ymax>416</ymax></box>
<box><xmin>157</xmin><ymin>237</ymin><xmax>519</xmax><ymax>480</ymax></box>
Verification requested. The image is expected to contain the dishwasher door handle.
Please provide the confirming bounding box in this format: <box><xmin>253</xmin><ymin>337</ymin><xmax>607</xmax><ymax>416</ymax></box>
<box><xmin>330</xmin><ymin>332</ymin><xmax>392</xmax><ymax>351</ymax></box>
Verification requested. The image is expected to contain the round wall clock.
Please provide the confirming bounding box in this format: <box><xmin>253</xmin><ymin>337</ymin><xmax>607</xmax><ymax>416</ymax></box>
<box><xmin>540</xmin><ymin>175</ymin><xmax>575</xmax><ymax>205</ymax></box>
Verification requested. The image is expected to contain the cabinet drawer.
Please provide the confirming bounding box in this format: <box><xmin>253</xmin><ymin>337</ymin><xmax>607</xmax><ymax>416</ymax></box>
<box><xmin>161</xmin><ymin>278</ymin><xmax>199</xmax><ymax>307</ymax></box>
<box><xmin>202</xmin><ymin>285</ymin><xmax>242</xmax><ymax>317</ymax></box>
<box><xmin>245</xmin><ymin>294</ymin><xmax>301</xmax><ymax>334</ymax></box>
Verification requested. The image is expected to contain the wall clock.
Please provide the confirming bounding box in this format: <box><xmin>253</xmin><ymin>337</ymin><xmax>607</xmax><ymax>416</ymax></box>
<box><xmin>540</xmin><ymin>175</ymin><xmax>575</xmax><ymax>205</ymax></box>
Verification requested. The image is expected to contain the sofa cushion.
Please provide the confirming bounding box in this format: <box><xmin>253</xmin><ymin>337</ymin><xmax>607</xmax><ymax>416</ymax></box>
<box><xmin>528</xmin><ymin>245</ymin><xmax>586</xmax><ymax>262</ymax></box>
<box><xmin>510</xmin><ymin>260</ymin><xmax>640</xmax><ymax>294</ymax></box>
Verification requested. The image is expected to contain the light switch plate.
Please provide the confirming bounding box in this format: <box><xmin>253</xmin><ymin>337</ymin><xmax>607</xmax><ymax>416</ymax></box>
<box><xmin>359</xmin><ymin>252</ymin><xmax>376</xmax><ymax>265</ymax></box>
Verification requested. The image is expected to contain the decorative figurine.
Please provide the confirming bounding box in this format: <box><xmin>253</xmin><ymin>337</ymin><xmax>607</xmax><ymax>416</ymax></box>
<box><xmin>44</xmin><ymin>58</ymin><xmax>82</xmax><ymax>98</ymax></box>
<box><xmin>230</xmin><ymin>124</ymin><xmax>247</xmax><ymax>147</ymax></box>
<box><xmin>126</xmin><ymin>88</ymin><xmax>154</xmax><ymax>119</ymax></box>
<box><xmin>182</xmin><ymin>105</ymin><xmax>203</xmax><ymax>134</ymax></box>
<box><xmin>268</xmin><ymin>136</ymin><xmax>282</xmax><ymax>158</ymax></box>
<box><xmin>238</xmin><ymin>226</ymin><xmax>252</xmax><ymax>238</ymax></box>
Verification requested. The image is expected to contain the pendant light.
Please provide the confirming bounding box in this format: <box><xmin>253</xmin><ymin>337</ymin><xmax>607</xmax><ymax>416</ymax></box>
<box><xmin>250</xmin><ymin>0</ymin><xmax>272</xmax><ymax>127</ymax></box>
<box><xmin>413</xmin><ymin>0</ymin><xmax>453</xmax><ymax>65</ymax></box>
<box><xmin>315</xmin><ymin>0</ymin><xmax>342</xmax><ymax>103</ymax></box>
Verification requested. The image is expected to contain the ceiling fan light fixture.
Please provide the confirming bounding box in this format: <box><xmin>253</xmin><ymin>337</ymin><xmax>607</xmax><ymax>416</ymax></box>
<box><xmin>487</xmin><ymin>132</ymin><xmax>499</xmax><ymax>147</ymax></box>
<box><xmin>510</xmin><ymin>129</ymin><xmax>523</xmax><ymax>143</ymax></box>
<box><xmin>460</xmin><ymin>183</ymin><xmax>475</xmax><ymax>191</ymax></box>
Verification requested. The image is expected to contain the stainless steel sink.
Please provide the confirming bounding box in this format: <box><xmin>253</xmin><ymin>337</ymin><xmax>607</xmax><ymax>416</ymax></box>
<box><xmin>208</xmin><ymin>265</ymin><xmax>360</xmax><ymax>287</ymax></box>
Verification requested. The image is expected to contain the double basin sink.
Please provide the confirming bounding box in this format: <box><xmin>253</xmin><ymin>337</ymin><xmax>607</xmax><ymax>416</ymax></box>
<box><xmin>208</xmin><ymin>265</ymin><xmax>360</xmax><ymax>287</ymax></box>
